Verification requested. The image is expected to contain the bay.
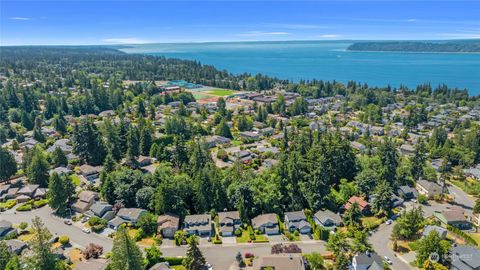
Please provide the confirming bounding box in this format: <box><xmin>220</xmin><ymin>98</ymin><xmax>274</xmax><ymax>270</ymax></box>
<box><xmin>120</xmin><ymin>41</ymin><xmax>480</xmax><ymax>95</ymax></box>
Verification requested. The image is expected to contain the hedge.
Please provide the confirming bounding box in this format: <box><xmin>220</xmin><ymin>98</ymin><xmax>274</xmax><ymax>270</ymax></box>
<box><xmin>33</xmin><ymin>199</ymin><xmax>48</xmax><ymax>208</ymax></box>
<box><xmin>16</xmin><ymin>204</ymin><xmax>32</xmax><ymax>211</ymax></box>
<box><xmin>447</xmin><ymin>225</ymin><xmax>478</xmax><ymax>246</ymax></box>
<box><xmin>161</xmin><ymin>257</ymin><xmax>184</xmax><ymax>265</ymax></box>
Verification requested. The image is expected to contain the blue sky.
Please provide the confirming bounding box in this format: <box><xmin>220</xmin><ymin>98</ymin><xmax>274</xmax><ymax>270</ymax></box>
<box><xmin>1</xmin><ymin>1</ymin><xmax>479</xmax><ymax>45</ymax></box>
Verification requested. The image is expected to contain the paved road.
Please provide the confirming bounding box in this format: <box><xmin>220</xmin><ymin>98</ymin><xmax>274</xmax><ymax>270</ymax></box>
<box><xmin>369</xmin><ymin>222</ymin><xmax>412</xmax><ymax>270</ymax></box>
<box><xmin>1</xmin><ymin>206</ymin><xmax>114</xmax><ymax>250</ymax></box>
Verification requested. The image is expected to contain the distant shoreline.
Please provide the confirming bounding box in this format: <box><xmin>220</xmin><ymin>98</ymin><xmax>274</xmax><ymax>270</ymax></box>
<box><xmin>347</xmin><ymin>41</ymin><xmax>480</xmax><ymax>54</ymax></box>
<box><xmin>346</xmin><ymin>48</ymin><xmax>480</xmax><ymax>55</ymax></box>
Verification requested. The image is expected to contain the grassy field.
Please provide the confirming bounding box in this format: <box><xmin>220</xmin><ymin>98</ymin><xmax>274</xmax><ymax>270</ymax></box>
<box><xmin>172</xmin><ymin>266</ymin><xmax>186</xmax><ymax>270</ymax></box>
<box><xmin>206</xmin><ymin>89</ymin><xmax>236</xmax><ymax>96</ymax></box>
<box><xmin>468</xmin><ymin>232</ymin><xmax>480</xmax><ymax>245</ymax></box>
<box><xmin>236</xmin><ymin>230</ymin><xmax>251</xmax><ymax>243</ymax></box>
<box><xmin>192</xmin><ymin>93</ymin><xmax>212</xmax><ymax>100</ymax></box>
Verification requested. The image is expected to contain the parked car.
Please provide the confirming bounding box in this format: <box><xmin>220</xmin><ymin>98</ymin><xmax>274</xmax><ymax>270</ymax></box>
<box><xmin>82</xmin><ymin>228</ymin><xmax>91</xmax><ymax>234</ymax></box>
<box><xmin>386</xmin><ymin>219</ymin><xmax>392</xmax><ymax>225</ymax></box>
<box><xmin>384</xmin><ymin>256</ymin><xmax>392</xmax><ymax>265</ymax></box>
<box><xmin>64</xmin><ymin>220</ymin><xmax>72</xmax><ymax>225</ymax></box>
<box><xmin>80</xmin><ymin>217</ymin><xmax>89</xmax><ymax>223</ymax></box>
<box><xmin>206</xmin><ymin>262</ymin><xmax>213</xmax><ymax>270</ymax></box>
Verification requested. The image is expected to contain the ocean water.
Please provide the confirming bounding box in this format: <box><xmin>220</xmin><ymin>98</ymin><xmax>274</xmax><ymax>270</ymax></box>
<box><xmin>120</xmin><ymin>41</ymin><xmax>480</xmax><ymax>95</ymax></box>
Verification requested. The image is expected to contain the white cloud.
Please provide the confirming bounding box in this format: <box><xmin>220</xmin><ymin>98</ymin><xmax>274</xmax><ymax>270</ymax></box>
<box><xmin>236</xmin><ymin>31</ymin><xmax>290</xmax><ymax>37</ymax></box>
<box><xmin>319</xmin><ymin>34</ymin><xmax>340</xmax><ymax>38</ymax></box>
<box><xmin>102</xmin><ymin>38</ymin><xmax>150</xmax><ymax>44</ymax></box>
<box><xmin>407</xmin><ymin>19</ymin><xmax>417</xmax><ymax>22</ymax></box>
<box><xmin>9</xmin><ymin>17</ymin><xmax>31</xmax><ymax>21</ymax></box>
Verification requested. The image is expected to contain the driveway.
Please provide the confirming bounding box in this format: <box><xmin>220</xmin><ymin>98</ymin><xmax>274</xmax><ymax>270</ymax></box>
<box><xmin>447</xmin><ymin>184</ymin><xmax>475</xmax><ymax>214</ymax></box>
<box><xmin>0</xmin><ymin>206</ymin><xmax>114</xmax><ymax>251</ymax></box>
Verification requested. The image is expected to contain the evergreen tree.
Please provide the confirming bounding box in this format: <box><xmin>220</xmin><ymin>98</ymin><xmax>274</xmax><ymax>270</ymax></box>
<box><xmin>53</xmin><ymin>114</ymin><xmax>67</xmax><ymax>135</ymax></box>
<box><xmin>0</xmin><ymin>147</ymin><xmax>17</xmax><ymax>183</ymax></box>
<box><xmin>412</xmin><ymin>139</ymin><xmax>428</xmax><ymax>179</ymax></box>
<box><xmin>110</xmin><ymin>226</ymin><xmax>144</xmax><ymax>270</ymax></box>
<box><xmin>48</xmin><ymin>172</ymin><xmax>74</xmax><ymax>214</ymax></box>
<box><xmin>372</xmin><ymin>181</ymin><xmax>393</xmax><ymax>215</ymax></box>
<box><xmin>126</xmin><ymin>126</ymin><xmax>140</xmax><ymax>161</ymax></box>
<box><xmin>0</xmin><ymin>240</ymin><xmax>12</xmax><ymax>270</ymax></box>
<box><xmin>51</xmin><ymin>147</ymin><xmax>68</xmax><ymax>167</ymax></box>
<box><xmin>72</xmin><ymin>118</ymin><xmax>106</xmax><ymax>165</ymax></box>
<box><xmin>378</xmin><ymin>138</ymin><xmax>399</xmax><ymax>186</ymax></box>
<box><xmin>139</xmin><ymin>125</ymin><xmax>152</xmax><ymax>156</ymax></box>
<box><xmin>183</xmin><ymin>237</ymin><xmax>206</xmax><ymax>270</ymax></box>
<box><xmin>21</xmin><ymin>111</ymin><xmax>34</xmax><ymax>130</ymax></box>
<box><xmin>215</xmin><ymin>119</ymin><xmax>233</xmax><ymax>139</ymax></box>
<box><xmin>27</xmin><ymin>147</ymin><xmax>49</xmax><ymax>187</ymax></box>
<box><xmin>26</xmin><ymin>217</ymin><xmax>58</xmax><ymax>270</ymax></box>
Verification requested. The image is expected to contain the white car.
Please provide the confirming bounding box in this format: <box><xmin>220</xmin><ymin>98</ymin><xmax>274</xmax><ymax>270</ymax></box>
<box><xmin>206</xmin><ymin>262</ymin><xmax>213</xmax><ymax>270</ymax></box>
<box><xmin>384</xmin><ymin>256</ymin><xmax>392</xmax><ymax>265</ymax></box>
<box><xmin>386</xmin><ymin>219</ymin><xmax>392</xmax><ymax>225</ymax></box>
<box><xmin>82</xmin><ymin>228</ymin><xmax>91</xmax><ymax>234</ymax></box>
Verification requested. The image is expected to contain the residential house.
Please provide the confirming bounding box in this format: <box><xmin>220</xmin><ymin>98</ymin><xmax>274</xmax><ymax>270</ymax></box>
<box><xmin>399</xmin><ymin>143</ymin><xmax>415</xmax><ymax>156</ymax></box>
<box><xmin>252</xmin><ymin>254</ymin><xmax>306</xmax><ymax>270</ymax></box>
<box><xmin>238</xmin><ymin>131</ymin><xmax>260</xmax><ymax>141</ymax></box>
<box><xmin>149</xmin><ymin>262</ymin><xmax>172</xmax><ymax>270</ymax></box>
<box><xmin>314</xmin><ymin>209</ymin><xmax>342</xmax><ymax>231</ymax></box>
<box><xmin>396</xmin><ymin>185</ymin><xmax>418</xmax><ymax>200</ymax></box>
<box><xmin>434</xmin><ymin>209</ymin><xmax>471</xmax><ymax>230</ymax></box>
<box><xmin>5</xmin><ymin>239</ymin><xmax>27</xmax><ymax>255</ymax></box>
<box><xmin>157</xmin><ymin>213</ymin><xmax>180</xmax><ymax>238</ymax></box>
<box><xmin>74</xmin><ymin>259</ymin><xmax>109</xmax><ymax>270</ymax></box>
<box><xmin>78</xmin><ymin>164</ymin><xmax>102</xmax><ymax>182</ymax></box>
<box><xmin>344</xmin><ymin>196</ymin><xmax>371</xmax><ymax>215</ymax></box>
<box><xmin>416</xmin><ymin>180</ymin><xmax>443</xmax><ymax>199</ymax></box>
<box><xmin>117</xmin><ymin>208</ymin><xmax>146</xmax><ymax>225</ymax></box>
<box><xmin>463</xmin><ymin>164</ymin><xmax>480</xmax><ymax>180</ymax></box>
<box><xmin>218</xmin><ymin>211</ymin><xmax>241</xmax><ymax>237</ymax></box>
<box><xmin>17</xmin><ymin>184</ymin><xmax>39</xmax><ymax>198</ymax></box>
<box><xmin>351</xmin><ymin>252</ymin><xmax>383</xmax><ymax>270</ymax></box>
<box><xmin>284</xmin><ymin>210</ymin><xmax>311</xmax><ymax>234</ymax></box>
<box><xmin>471</xmin><ymin>213</ymin><xmax>480</xmax><ymax>228</ymax></box>
<box><xmin>251</xmin><ymin>213</ymin><xmax>280</xmax><ymax>235</ymax></box>
<box><xmin>422</xmin><ymin>225</ymin><xmax>447</xmax><ymax>239</ymax></box>
<box><xmin>450</xmin><ymin>245</ymin><xmax>480</xmax><ymax>270</ymax></box>
<box><xmin>84</xmin><ymin>201</ymin><xmax>114</xmax><ymax>220</ymax></box>
<box><xmin>204</xmin><ymin>135</ymin><xmax>231</xmax><ymax>148</ymax></box>
<box><xmin>0</xmin><ymin>220</ymin><xmax>15</xmax><ymax>239</ymax></box>
<box><xmin>71</xmin><ymin>191</ymin><xmax>99</xmax><ymax>213</ymax></box>
<box><xmin>183</xmin><ymin>214</ymin><xmax>212</xmax><ymax>237</ymax></box>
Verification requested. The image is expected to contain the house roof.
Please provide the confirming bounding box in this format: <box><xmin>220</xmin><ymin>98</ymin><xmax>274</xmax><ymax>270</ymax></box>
<box><xmin>252</xmin><ymin>213</ymin><xmax>278</xmax><ymax>228</ymax></box>
<box><xmin>5</xmin><ymin>239</ymin><xmax>27</xmax><ymax>254</ymax></box>
<box><xmin>442</xmin><ymin>209</ymin><xmax>467</xmax><ymax>222</ymax></box>
<box><xmin>184</xmin><ymin>214</ymin><xmax>210</xmax><ymax>224</ymax></box>
<box><xmin>149</xmin><ymin>262</ymin><xmax>171</xmax><ymax>270</ymax></box>
<box><xmin>108</xmin><ymin>217</ymin><xmax>127</xmax><ymax>227</ymax></box>
<box><xmin>0</xmin><ymin>220</ymin><xmax>13</xmax><ymax>229</ymax></box>
<box><xmin>117</xmin><ymin>208</ymin><xmax>146</xmax><ymax>220</ymax></box>
<box><xmin>218</xmin><ymin>211</ymin><xmax>240</xmax><ymax>223</ymax></box>
<box><xmin>285</xmin><ymin>210</ymin><xmax>306</xmax><ymax>221</ymax></box>
<box><xmin>450</xmin><ymin>245</ymin><xmax>480</xmax><ymax>270</ymax></box>
<box><xmin>18</xmin><ymin>184</ymin><xmax>39</xmax><ymax>194</ymax></box>
<box><xmin>252</xmin><ymin>254</ymin><xmax>305</xmax><ymax>270</ymax></box>
<box><xmin>74</xmin><ymin>259</ymin><xmax>109</xmax><ymax>270</ymax></box>
<box><xmin>89</xmin><ymin>201</ymin><xmax>113</xmax><ymax>216</ymax></box>
<box><xmin>345</xmin><ymin>196</ymin><xmax>369</xmax><ymax>210</ymax></box>
<box><xmin>416</xmin><ymin>180</ymin><xmax>442</xmax><ymax>195</ymax></box>
<box><xmin>157</xmin><ymin>213</ymin><xmax>180</xmax><ymax>230</ymax></box>
<box><xmin>314</xmin><ymin>209</ymin><xmax>342</xmax><ymax>225</ymax></box>
<box><xmin>78</xmin><ymin>190</ymin><xmax>99</xmax><ymax>203</ymax></box>
<box><xmin>422</xmin><ymin>225</ymin><xmax>447</xmax><ymax>237</ymax></box>
<box><xmin>354</xmin><ymin>252</ymin><xmax>383</xmax><ymax>268</ymax></box>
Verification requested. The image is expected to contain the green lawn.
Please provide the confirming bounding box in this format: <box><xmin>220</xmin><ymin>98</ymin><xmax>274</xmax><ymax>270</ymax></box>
<box><xmin>192</xmin><ymin>93</ymin><xmax>211</xmax><ymax>100</ymax></box>
<box><xmin>207</xmin><ymin>89</ymin><xmax>236</xmax><ymax>96</ymax></box>
<box><xmin>236</xmin><ymin>230</ymin><xmax>251</xmax><ymax>243</ymax></box>
<box><xmin>171</xmin><ymin>266</ymin><xmax>186</xmax><ymax>270</ymax></box>
<box><xmin>468</xmin><ymin>233</ymin><xmax>480</xmax><ymax>246</ymax></box>
<box><xmin>231</xmin><ymin>140</ymin><xmax>243</xmax><ymax>146</ymax></box>
<box><xmin>450</xmin><ymin>179</ymin><xmax>480</xmax><ymax>196</ymax></box>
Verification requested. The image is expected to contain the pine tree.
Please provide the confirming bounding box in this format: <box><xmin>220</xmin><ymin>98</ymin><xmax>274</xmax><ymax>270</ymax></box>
<box><xmin>0</xmin><ymin>147</ymin><xmax>17</xmax><ymax>183</ymax></box>
<box><xmin>27</xmin><ymin>217</ymin><xmax>58</xmax><ymax>270</ymax></box>
<box><xmin>139</xmin><ymin>125</ymin><xmax>152</xmax><ymax>156</ymax></box>
<box><xmin>72</xmin><ymin>118</ymin><xmax>106</xmax><ymax>165</ymax></box>
<box><xmin>27</xmin><ymin>147</ymin><xmax>49</xmax><ymax>187</ymax></box>
<box><xmin>126</xmin><ymin>126</ymin><xmax>140</xmax><ymax>161</ymax></box>
<box><xmin>0</xmin><ymin>240</ymin><xmax>12</xmax><ymax>270</ymax></box>
<box><xmin>110</xmin><ymin>226</ymin><xmax>144</xmax><ymax>270</ymax></box>
<box><xmin>183</xmin><ymin>237</ymin><xmax>206</xmax><ymax>270</ymax></box>
<box><xmin>215</xmin><ymin>119</ymin><xmax>232</xmax><ymax>139</ymax></box>
<box><xmin>48</xmin><ymin>173</ymin><xmax>74</xmax><ymax>214</ymax></box>
<box><xmin>51</xmin><ymin>147</ymin><xmax>68</xmax><ymax>167</ymax></box>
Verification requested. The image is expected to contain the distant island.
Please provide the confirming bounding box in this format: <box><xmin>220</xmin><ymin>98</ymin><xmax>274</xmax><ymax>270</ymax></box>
<box><xmin>347</xmin><ymin>40</ymin><xmax>480</xmax><ymax>53</ymax></box>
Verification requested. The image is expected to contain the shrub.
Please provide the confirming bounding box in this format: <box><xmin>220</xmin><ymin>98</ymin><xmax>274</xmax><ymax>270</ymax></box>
<box><xmin>244</xmin><ymin>252</ymin><xmax>255</xmax><ymax>259</ymax></box>
<box><xmin>160</xmin><ymin>257</ymin><xmax>183</xmax><ymax>265</ymax></box>
<box><xmin>19</xmin><ymin>222</ymin><xmax>28</xmax><ymax>230</ymax></box>
<box><xmin>82</xmin><ymin>243</ymin><xmax>103</xmax><ymax>259</ymax></box>
<box><xmin>16</xmin><ymin>204</ymin><xmax>32</xmax><ymax>211</ymax></box>
<box><xmin>418</xmin><ymin>195</ymin><xmax>428</xmax><ymax>204</ymax></box>
<box><xmin>33</xmin><ymin>199</ymin><xmax>48</xmax><ymax>208</ymax></box>
<box><xmin>135</xmin><ymin>228</ymin><xmax>145</xmax><ymax>241</ymax></box>
<box><xmin>217</xmin><ymin>149</ymin><xmax>228</xmax><ymax>161</ymax></box>
<box><xmin>58</xmin><ymin>236</ymin><xmax>70</xmax><ymax>245</ymax></box>
<box><xmin>4</xmin><ymin>200</ymin><xmax>17</xmax><ymax>209</ymax></box>
<box><xmin>234</xmin><ymin>228</ymin><xmax>242</xmax><ymax>237</ymax></box>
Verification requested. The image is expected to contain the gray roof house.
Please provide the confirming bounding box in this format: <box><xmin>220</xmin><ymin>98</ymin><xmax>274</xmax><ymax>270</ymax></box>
<box><xmin>0</xmin><ymin>220</ymin><xmax>15</xmax><ymax>239</ymax></box>
<box><xmin>314</xmin><ymin>209</ymin><xmax>342</xmax><ymax>230</ymax></box>
<box><xmin>352</xmin><ymin>252</ymin><xmax>384</xmax><ymax>270</ymax></box>
<box><xmin>251</xmin><ymin>213</ymin><xmax>280</xmax><ymax>235</ymax></box>
<box><xmin>184</xmin><ymin>214</ymin><xmax>212</xmax><ymax>237</ymax></box>
<box><xmin>396</xmin><ymin>185</ymin><xmax>418</xmax><ymax>200</ymax></box>
<box><xmin>157</xmin><ymin>213</ymin><xmax>180</xmax><ymax>239</ymax></box>
<box><xmin>17</xmin><ymin>184</ymin><xmax>39</xmax><ymax>197</ymax></box>
<box><xmin>284</xmin><ymin>210</ymin><xmax>311</xmax><ymax>234</ymax></box>
<box><xmin>71</xmin><ymin>191</ymin><xmax>99</xmax><ymax>213</ymax></box>
<box><xmin>416</xmin><ymin>180</ymin><xmax>443</xmax><ymax>199</ymax></box>
<box><xmin>84</xmin><ymin>201</ymin><xmax>114</xmax><ymax>220</ymax></box>
<box><xmin>5</xmin><ymin>239</ymin><xmax>27</xmax><ymax>255</ymax></box>
<box><xmin>422</xmin><ymin>225</ymin><xmax>447</xmax><ymax>239</ymax></box>
<box><xmin>450</xmin><ymin>245</ymin><xmax>480</xmax><ymax>270</ymax></box>
<box><xmin>218</xmin><ymin>211</ymin><xmax>241</xmax><ymax>237</ymax></box>
<box><xmin>108</xmin><ymin>208</ymin><xmax>146</xmax><ymax>230</ymax></box>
